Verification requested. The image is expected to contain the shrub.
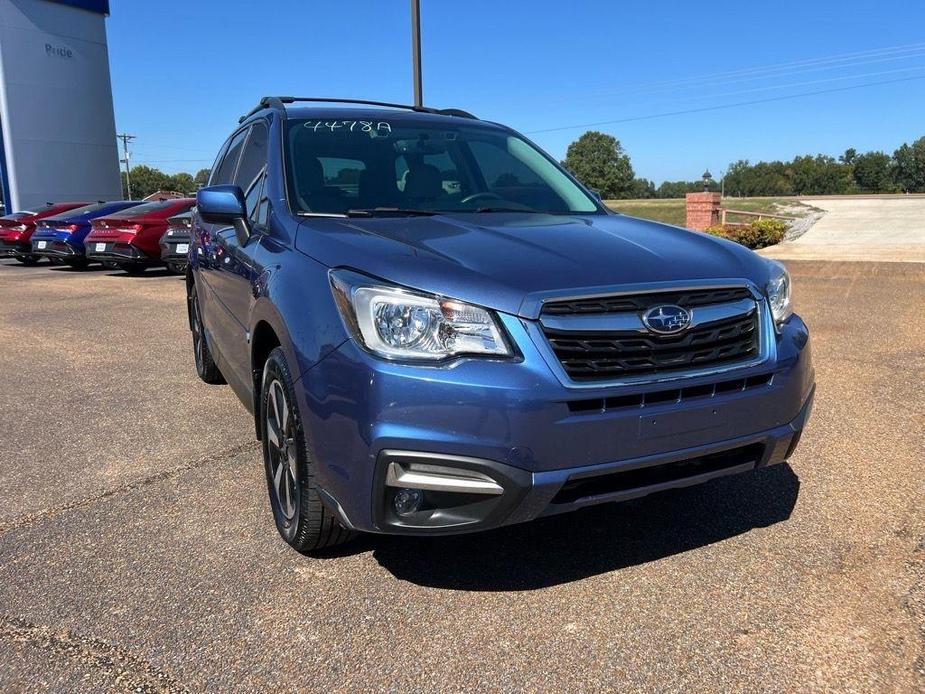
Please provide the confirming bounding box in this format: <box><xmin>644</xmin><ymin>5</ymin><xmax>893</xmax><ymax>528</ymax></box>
<box><xmin>704</xmin><ymin>218</ymin><xmax>787</xmax><ymax>249</ymax></box>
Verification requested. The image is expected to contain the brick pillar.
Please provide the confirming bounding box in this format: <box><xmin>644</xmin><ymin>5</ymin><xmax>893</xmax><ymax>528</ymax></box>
<box><xmin>685</xmin><ymin>192</ymin><xmax>722</xmax><ymax>230</ymax></box>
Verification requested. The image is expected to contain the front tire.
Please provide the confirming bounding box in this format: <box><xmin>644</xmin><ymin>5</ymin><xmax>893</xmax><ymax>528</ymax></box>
<box><xmin>261</xmin><ymin>347</ymin><xmax>355</xmax><ymax>553</ymax></box>
<box><xmin>189</xmin><ymin>282</ymin><xmax>225</xmax><ymax>385</ymax></box>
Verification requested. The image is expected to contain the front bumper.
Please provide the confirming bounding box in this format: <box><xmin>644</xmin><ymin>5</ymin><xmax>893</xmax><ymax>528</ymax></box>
<box><xmin>297</xmin><ymin>309</ymin><xmax>814</xmax><ymax>536</ymax></box>
<box><xmin>365</xmin><ymin>388</ymin><xmax>812</xmax><ymax>534</ymax></box>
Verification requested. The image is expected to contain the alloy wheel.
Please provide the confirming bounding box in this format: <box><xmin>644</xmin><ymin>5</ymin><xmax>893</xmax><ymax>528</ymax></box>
<box><xmin>192</xmin><ymin>295</ymin><xmax>205</xmax><ymax>372</ymax></box>
<box><xmin>265</xmin><ymin>379</ymin><xmax>298</xmax><ymax>521</ymax></box>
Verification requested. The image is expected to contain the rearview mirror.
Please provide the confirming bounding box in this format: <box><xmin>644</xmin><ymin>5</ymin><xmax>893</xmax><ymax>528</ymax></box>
<box><xmin>197</xmin><ymin>185</ymin><xmax>251</xmax><ymax>244</ymax></box>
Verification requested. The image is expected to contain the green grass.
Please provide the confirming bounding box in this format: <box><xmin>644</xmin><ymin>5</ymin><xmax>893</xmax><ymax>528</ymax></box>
<box><xmin>605</xmin><ymin>197</ymin><xmax>818</xmax><ymax>227</ymax></box>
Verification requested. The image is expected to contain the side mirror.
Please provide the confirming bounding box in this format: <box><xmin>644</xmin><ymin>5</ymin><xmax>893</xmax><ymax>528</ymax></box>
<box><xmin>197</xmin><ymin>185</ymin><xmax>250</xmax><ymax>244</ymax></box>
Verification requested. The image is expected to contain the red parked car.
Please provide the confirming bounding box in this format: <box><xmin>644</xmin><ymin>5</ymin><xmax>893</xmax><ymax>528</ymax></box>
<box><xmin>0</xmin><ymin>202</ymin><xmax>91</xmax><ymax>265</ymax></box>
<box><xmin>84</xmin><ymin>198</ymin><xmax>196</xmax><ymax>273</ymax></box>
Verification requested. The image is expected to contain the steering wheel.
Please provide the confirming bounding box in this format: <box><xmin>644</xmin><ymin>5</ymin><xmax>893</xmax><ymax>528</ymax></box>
<box><xmin>460</xmin><ymin>191</ymin><xmax>504</xmax><ymax>205</ymax></box>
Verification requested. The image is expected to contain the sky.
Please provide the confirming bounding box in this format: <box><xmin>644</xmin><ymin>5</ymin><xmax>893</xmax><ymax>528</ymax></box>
<box><xmin>106</xmin><ymin>0</ymin><xmax>925</xmax><ymax>184</ymax></box>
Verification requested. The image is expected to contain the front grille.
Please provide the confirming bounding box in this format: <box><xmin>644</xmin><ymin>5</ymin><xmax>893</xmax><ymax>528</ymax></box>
<box><xmin>542</xmin><ymin>290</ymin><xmax>760</xmax><ymax>381</ymax></box>
<box><xmin>542</xmin><ymin>287</ymin><xmax>753</xmax><ymax>315</ymax></box>
<box><xmin>565</xmin><ymin>372</ymin><xmax>773</xmax><ymax>414</ymax></box>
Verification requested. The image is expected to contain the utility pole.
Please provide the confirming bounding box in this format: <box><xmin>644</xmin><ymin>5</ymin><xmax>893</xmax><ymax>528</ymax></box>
<box><xmin>410</xmin><ymin>0</ymin><xmax>423</xmax><ymax>108</ymax></box>
<box><xmin>117</xmin><ymin>133</ymin><xmax>136</xmax><ymax>199</ymax></box>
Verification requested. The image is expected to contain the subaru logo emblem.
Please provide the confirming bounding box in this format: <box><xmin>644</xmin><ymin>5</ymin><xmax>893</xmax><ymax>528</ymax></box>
<box><xmin>642</xmin><ymin>304</ymin><xmax>692</xmax><ymax>335</ymax></box>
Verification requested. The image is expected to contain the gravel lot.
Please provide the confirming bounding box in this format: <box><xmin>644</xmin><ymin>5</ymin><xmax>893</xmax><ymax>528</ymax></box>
<box><xmin>0</xmin><ymin>259</ymin><xmax>923</xmax><ymax>693</ymax></box>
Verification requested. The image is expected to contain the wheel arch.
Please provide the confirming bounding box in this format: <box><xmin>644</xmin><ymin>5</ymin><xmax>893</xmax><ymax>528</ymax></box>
<box><xmin>251</xmin><ymin>318</ymin><xmax>283</xmax><ymax>439</ymax></box>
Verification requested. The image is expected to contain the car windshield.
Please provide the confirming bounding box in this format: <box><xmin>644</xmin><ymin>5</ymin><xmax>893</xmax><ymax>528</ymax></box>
<box><xmin>284</xmin><ymin>117</ymin><xmax>600</xmax><ymax>216</ymax></box>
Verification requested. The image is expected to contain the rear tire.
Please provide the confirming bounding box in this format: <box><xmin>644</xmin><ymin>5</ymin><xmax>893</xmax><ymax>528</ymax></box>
<box><xmin>189</xmin><ymin>283</ymin><xmax>225</xmax><ymax>385</ymax></box>
<box><xmin>15</xmin><ymin>254</ymin><xmax>40</xmax><ymax>266</ymax></box>
<box><xmin>63</xmin><ymin>257</ymin><xmax>89</xmax><ymax>270</ymax></box>
<box><xmin>261</xmin><ymin>347</ymin><xmax>356</xmax><ymax>553</ymax></box>
<box><xmin>165</xmin><ymin>262</ymin><xmax>185</xmax><ymax>275</ymax></box>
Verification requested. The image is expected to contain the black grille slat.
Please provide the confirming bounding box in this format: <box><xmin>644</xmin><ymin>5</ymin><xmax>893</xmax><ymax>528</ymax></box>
<box><xmin>543</xmin><ymin>287</ymin><xmax>752</xmax><ymax>316</ymax></box>
<box><xmin>551</xmin><ymin>443</ymin><xmax>765</xmax><ymax>504</ymax></box>
<box><xmin>546</xmin><ymin>310</ymin><xmax>759</xmax><ymax>381</ymax></box>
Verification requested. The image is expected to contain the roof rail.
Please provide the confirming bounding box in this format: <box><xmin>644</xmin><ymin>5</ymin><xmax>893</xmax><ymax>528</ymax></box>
<box><xmin>239</xmin><ymin>96</ymin><xmax>477</xmax><ymax>123</ymax></box>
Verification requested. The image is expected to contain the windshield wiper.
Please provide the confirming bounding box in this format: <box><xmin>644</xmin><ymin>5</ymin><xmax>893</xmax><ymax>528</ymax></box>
<box><xmin>345</xmin><ymin>207</ymin><xmax>439</xmax><ymax>217</ymax></box>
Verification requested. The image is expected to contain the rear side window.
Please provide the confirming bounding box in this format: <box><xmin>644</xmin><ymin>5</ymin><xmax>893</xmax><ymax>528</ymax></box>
<box><xmin>234</xmin><ymin>122</ymin><xmax>269</xmax><ymax>191</ymax></box>
<box><xmin>211</xmin><ymin>129</ymin><xmax>248</xmax><ymax>185</ymax></box>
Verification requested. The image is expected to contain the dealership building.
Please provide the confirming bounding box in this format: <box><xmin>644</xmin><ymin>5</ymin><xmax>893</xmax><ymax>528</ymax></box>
<box><xmin>0</xmin><ymin>0</ymin><xmax>120</xmax><ymax>212</ymax></box>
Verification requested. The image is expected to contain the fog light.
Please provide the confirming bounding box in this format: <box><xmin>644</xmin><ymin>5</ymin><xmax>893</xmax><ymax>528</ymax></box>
<box><xmin>392</xmin><ymin>488</ymin><xmax>424</xmax><ymax>517</ymax></box>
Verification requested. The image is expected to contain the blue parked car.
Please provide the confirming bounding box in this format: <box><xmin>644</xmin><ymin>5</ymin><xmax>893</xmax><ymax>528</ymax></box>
<box><xmin>189</xmin><ymin>97</ymin><xmax>815</xmax><ymax>552</ymax></box>
<box><xmin>31</xmin><ymin>200</ymin><xmax>142</xmax><ymax>267</ymax></box>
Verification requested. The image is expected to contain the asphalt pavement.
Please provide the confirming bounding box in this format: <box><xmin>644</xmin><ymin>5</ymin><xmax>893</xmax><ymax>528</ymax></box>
<box><xmin>0</xmin><ymin>258</ymin><xmax>923</xmax><ymax>693</ymax></box>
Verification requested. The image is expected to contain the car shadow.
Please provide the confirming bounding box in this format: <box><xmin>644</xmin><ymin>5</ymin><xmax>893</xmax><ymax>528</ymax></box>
<box><xmin>103</xmin><ymin>269</ymin><xmax>181</xmax><ymax>279</ymax></box>
<box><xmin>356</xmin><ymin>464</ymin><xmax>799</xmax><ymax>591</ymax></box>
<box><xmin>47</xmin><ymin>264</ymin><xmax>107</xmax><ymax>272</ymax></box>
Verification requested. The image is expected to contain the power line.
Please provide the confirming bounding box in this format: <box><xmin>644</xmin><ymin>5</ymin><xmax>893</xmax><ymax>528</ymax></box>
<box><xmin>524</xmin><ymin>73</ymin><xmax>925</xmax><ymax>134</ymax></box>
<box><xmin>666</xmin><ymin>64</ymin><xmax>925</xmax><ymax>103</ymax></box>
<box><xmin>538</xmin><ymin>42</ymin><xmax>925</xmax><ymax>105</ymax></box>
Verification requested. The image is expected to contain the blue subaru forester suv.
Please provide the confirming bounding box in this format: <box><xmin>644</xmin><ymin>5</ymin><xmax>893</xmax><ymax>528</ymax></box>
<box><xmin>189</xmin><ymin>97</ymin><xmax>814</xmax><ymax>552</ymax></box>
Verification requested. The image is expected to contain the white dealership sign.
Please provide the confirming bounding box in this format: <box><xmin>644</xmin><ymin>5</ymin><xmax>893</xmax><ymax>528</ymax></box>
<box><xmin>0</xmin><ymin>0</ymin><xmax>120</xmax><ymax>211</ymax></box>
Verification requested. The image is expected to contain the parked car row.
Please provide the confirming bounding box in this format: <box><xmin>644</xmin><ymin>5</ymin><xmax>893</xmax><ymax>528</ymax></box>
<box><xmin>0</xmin><ymin>198</ymin><xmax>195</xmax><ymax>274</ymax></box>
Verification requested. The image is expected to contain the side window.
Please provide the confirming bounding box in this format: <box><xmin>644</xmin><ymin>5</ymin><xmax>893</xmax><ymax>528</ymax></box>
<box><xmin>234</xmin><ymin>122</ymin><xmax>269</xmax><ymax>193</ymax></box>
<box><xmin>244</xmin><ymin>171</ymin><xmax>265</xmax><ymax>221</ymax></box>
<box><xmin>256</xmin><ymin>196</ymin><xmax>269</xmax><ymax>226</ymax></box>
<box><xmin>210</xmin><ymin>128</ymin><xmax>248</xmax><ymax>185</ymax></box>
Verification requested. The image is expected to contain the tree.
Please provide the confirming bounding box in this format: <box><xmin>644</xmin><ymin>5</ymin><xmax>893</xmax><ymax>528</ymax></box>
<box><xmin>167</xmin><ymin>172</ymin><xmax>195</xmax><ymax>194</ymax></box>
<box><xmin>122</xmin><ymin>165</ymin><xmax>170</xmax><ymax>199</ymax></box>
<box><xmin>852</xmin><ymin>151</ymin><xmax>894</xmax><ymax>193</ymax></box>
<box><xmin>892</xmin><ymin>136</ymin><xmax>925</xmax><ymax>192</ymax></box>
<box><xmin>840</xmin><ymin>148</ymin><xmax>858</xmax><ymax>165</ymax></box>
<box><xmin>193</xmin><ymin>169</ymin><xmax>211</xmax><ymax>188</ymax></box>
<box><xmin>629</xmin><ymin>177</ymin><xmax>656</xmax><ymax>199</ymax></box>
<box><xmin>562</xmin><ymin>131</ymin><xmax>635</xmax><ymax>199</ymax></box>
<box><xmin>789</xmin><ymin>155</ymin><xmax>851</xmax><ymax>195</ymax></box>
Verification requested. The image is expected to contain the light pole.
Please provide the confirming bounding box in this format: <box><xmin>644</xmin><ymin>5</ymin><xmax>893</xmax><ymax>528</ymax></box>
<box><xmin>411</xmin><ymin>0</ymin><xmax>423</xmax><ymax>108</ymax></box>
<box><xmin>118</xmin><ymin>132</ymin><xmax>135</xmax><ymax>199</ymax></box>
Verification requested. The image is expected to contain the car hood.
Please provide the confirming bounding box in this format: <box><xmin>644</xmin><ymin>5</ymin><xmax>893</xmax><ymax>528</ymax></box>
<box><xmin>296</xmin><ymin>212</ymin><xmax>774</xmax><ymax>318</ymax></box>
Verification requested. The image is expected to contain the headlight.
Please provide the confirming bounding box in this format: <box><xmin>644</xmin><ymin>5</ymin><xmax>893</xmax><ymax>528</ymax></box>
<box><xmin>766</xmin><ymin>260</ymin><xmax>792</xmax><ymax>326</ymax></box>
<box><xmin>330</xmin><ymin>270</ymin><xmax>512</xmax><ymax>361</ymax></box>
